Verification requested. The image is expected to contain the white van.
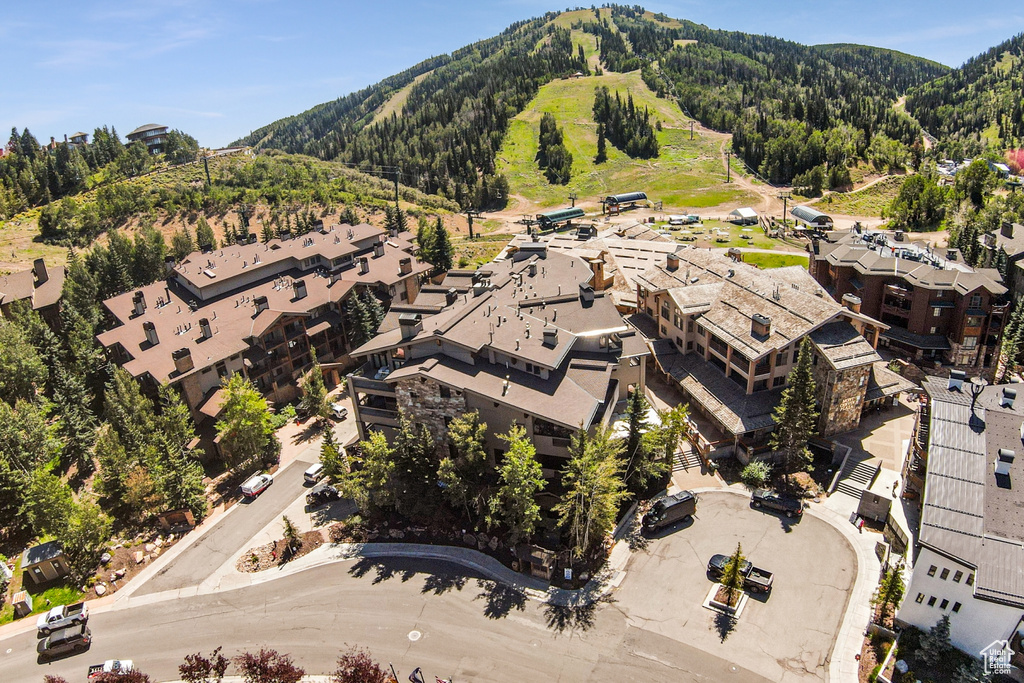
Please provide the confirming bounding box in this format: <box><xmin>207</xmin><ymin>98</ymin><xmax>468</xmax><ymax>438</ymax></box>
<box><xmin>303</xmin><ymin>463</ymin><xmax>325</xmax><ymax>484</ymax></box>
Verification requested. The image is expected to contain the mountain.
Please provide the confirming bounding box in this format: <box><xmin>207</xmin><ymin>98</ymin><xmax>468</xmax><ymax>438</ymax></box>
<box><xmin>233</xmin><ymin>5</ymin><xmax>952</xmax><ymax>205</ymax></box>
<box><xmin>905</xmin><ymin>33</ymin><xmax>1024</xmax><ymax>154</ymax></box>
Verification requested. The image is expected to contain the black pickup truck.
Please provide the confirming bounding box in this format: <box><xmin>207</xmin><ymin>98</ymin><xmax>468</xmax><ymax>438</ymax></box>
<box><xmin>707</xmin><ymin>554</ymin><xmax>774</xmax><ymax>594</ymax></box>
<box><xmin>751</xmin><ymin>489</ymin><xmax>804</xmax><ymax>518</ymax></box>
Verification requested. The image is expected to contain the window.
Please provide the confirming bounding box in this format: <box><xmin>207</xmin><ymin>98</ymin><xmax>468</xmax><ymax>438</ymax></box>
<box><xmin>696</xmin><ymin>343</ymin><xmax>705</xmax><ymax>356</ymax></box>
<box><xmin>963</xmin><ymin>336</ymin><xmax>978</xmax><ymax>349</ymax></box>
<box><xmin>952</xmin><ymin>602</ymin><xmax>961</xmax><ymax>613</ymax></box>
<box><xmin>966</xmin><ymin>316</ymin><xmax>982</xmax><ymax>328</ymax></box>
<box><xmin>915</xmin><ymin>593</ymin><xmax>925</xmax><ymax>603</ymax></box>
<box><xmin>927</xmin><ymin>596</ymin><xmax>937</xmax><ymax>607</ymax></box>
<box><xmin>930</xmin><ymin>326</ymin><xmax>938</xmax><ymax>334</ymax></box>
<box><xmin>940</xmin><ymin>599</ymin><xmax>949</xmax><ymax>610</ymax></box>
<box><xmin>773</xmin><ymin>376</ymin><xmax>786</xmax><ymax>387</ymax></box>
<box><xmin>940</xmin><ymin>568</ymin><xmax>950</xmax><ymax>580</ymax></box>
<box><xmin>526</xmin><ymin>363</ymin><xmax>534</xmax><ymax>373</ymax></box>
<box><xmin>673</xmin><ymin>314</ymin><xmax>683</xmax><ymax>329</ymax></box>
<box><xmin>966</xmin><ymin>573</ymin><xmax>974</xmax><ymax>586</ymax></box>
<box><xmin>687</xmin><ymin>320</ymin><xmax>694</xmax><ymax>333</ymax></box>
<box><xmin>953</xmin><ymin>571</ymin><xmax>963</xmax><ymax>583</ymax></box>
<box><xmin>696</xmin><ymin>324</ymin><xmax>705</xmax><ymax>336</ymax></box>
<box><xmin>927</xmin><ymin>565</ymin><xmax>937</xmax><ymax>577</ymax></box>
<box><xmin>776</xmin><ymin>352</ymin><xmax>788</xmax><ymax>366</ymax></box>
<box><xmin>686</xmin><ymin>341</ymin><xmax>694</xmax><ymax>351</ymax></box>
<box><xmin>933</xmin><ymin>307</ymin><xmax>942</xmax><ymax>317</ymax></box>
<box><xmin>676</xmin><ymin>337</ymin><xmax>683</xmax><ymax>349</ymax></box>
<box><xmin>660</xmin><ymin>324</ymin><xmax>667</xmax><ymax>335</ymax></box>
<box><xmin>439</xmin><ymin>386</ymin><xmax>451</xmax><ymax>399</ymax></box>
<box><xmin>970</xmin><ymin>294</ymin><xmax>982</xmax><ymax>308</ymax></box>
<box><xmin>661</xmin><ymin>303</ymin><xmax>670</xmax><ymax>320</ymax></box>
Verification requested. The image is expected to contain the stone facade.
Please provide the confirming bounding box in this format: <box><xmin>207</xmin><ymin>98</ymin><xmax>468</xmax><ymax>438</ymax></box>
<box><xmin>812</xmin><ymin>355</ymin><xmax>870</xmax><ymax>436</ymax></box>
<box><xmin>394</xmin><ymin>377</ymin><xmax>467</xmax><ymax>456</ymax></box>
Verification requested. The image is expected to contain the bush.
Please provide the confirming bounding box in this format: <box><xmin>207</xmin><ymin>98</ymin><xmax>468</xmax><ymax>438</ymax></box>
<box><xmin>741</xmin><ymin>460</ymin><xmax>772</xmax><ymax>488</ymax></box>
<box><xmin>268</xmin><ymin>404</ymin><xmax>297</xmax><ymax>430</ymax></box>
<box><xmin>868</xmin><ymin>663</ymin><xmax>881</xmax><ymax>683</ymax></box>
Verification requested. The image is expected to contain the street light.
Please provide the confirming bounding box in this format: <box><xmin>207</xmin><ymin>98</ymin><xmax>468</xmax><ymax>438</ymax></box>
<box><xmin>969</xmin><ymin>375</ymin><xmax>988</xmax><ymax>410</ymax></box>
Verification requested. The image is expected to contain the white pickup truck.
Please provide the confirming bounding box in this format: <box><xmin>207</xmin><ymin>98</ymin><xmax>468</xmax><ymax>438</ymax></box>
<box><xmin>36</xmin><ymin>602</ymin><xmax>89</xmax><ymax>635</ymax></box>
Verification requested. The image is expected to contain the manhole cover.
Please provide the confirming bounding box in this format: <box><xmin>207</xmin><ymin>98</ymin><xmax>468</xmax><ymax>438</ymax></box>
<box><xmin>408</xmin><ymin>630</ymin><xmax>421</xmax><ymax>642</ymax></box>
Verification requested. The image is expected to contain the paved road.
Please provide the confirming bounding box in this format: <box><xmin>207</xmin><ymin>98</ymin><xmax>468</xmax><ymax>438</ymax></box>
<box><xmin>617</xmin><ymin>491</ymin><xmax>856</xmax><ymax>682</ymax></box>
<box><xmin>5</xmin><ymin>558</ymin><xmax>773</xmax><ymax>683</ymax></box>
<box><xmin>134</xmin><ymin>455</ymin><xmax>316</xmax><ymax>596</ymax></box>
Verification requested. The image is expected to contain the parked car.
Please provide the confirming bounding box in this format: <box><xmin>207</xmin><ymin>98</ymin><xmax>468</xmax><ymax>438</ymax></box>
<box><xmin>37</xmin><ymin>624</ymin><xmax>91</xmax><ymax>660</ymax></box>
<box><xmin>88</xmin><ymin>659</ymin><xmax>135</xmax><ymax>679</ymax></box>
<box><xmin>331</xmin><ymin>403</ymin><xmax>348</xmax><ymax>420</ymax></box>
<box><xmin>306</xmin><ymin>483</ymin><xmax>341</xmax><ymax>507</ymax></box>
<box><xmin>642</xmin><ymin>491</ymin><xmax>697</xmax><ymax>532</ymax></box>
<box><xmin>240</xmin><ymin>473</ymin><xmax>273</xmax><ymax>498</ymax></box>
<box><xmin>707</xmin><ymin>554</ymin><xmax>774</xmax><ymax>594</ymax></box>
<box><xmin>751</xmin><ymin>488</ymin><xmax>804</xmax><ymax>517</ymax></box>
<box><xmin>37</xmin><ymin>602</ymin><xmax>89</xmax><ymax>635</ymax></box>
<box><xmin>303</xmin><ymin>463</ymin><xmax>325</xmax><ymax>484</ymax></box>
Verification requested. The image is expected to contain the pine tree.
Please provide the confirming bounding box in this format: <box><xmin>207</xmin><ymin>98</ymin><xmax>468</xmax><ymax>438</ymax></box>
<box><xmin>52</xmin><ymin>366</ymin><xmax>97</xmax><ymax>473</ymax></box>
<box><xmin>362</xmin><ymin>291</ymin><xmax>385</xmax><ymax>332</ymax></box>
<box><xmin>342</xmin><ymin>431</ymin><xmax>395</xmax><ymax>513</ymax></box>
<box><xmin>195</xmin><ymin>216</ymin><xmax>217</xmax><ymax>250</ymax></box>
<box><xmin>171</xmin><ymin>225</ymin><xmax>196</xmax><ymax>260</ymax></box>
<box><xmin>0</xmin><ymin>317</ymin><xmax>47</xmax><ymax>406</ymax></box>
<box><xmin>346</xmin><ymin>291</ymin><xmax>371</xmax><ymax>348</ymax></box>
<box><xmin>57</xmin><ymin>497</ymin><xmax>112</xmax><ymax>582</ymax></box>
<box><xmin>720</xmin><ymin>542</ymin><xmax>746</xmax><ymax>606</ymax></box>
<box><xmin>22</xmin><ymin>468</ymin><xmax>74</xmax><ymax>535</ymax></box>
<box><xmin>104</xmin><ymin>366</ymin><xmax>159</xmax><ymax>457</ymax></box>
<box><xmin>320</xmin><ymin>425</ymin><xmax>344</xmax><ymax>479</ymax></box>
<box><xmin>871</xmin><ymin>560</ymin><xmax>906</xmax><ymax>623</ymax></box>
<box><xmin>769</xmin><ymin>338</ymin><xmax>819</xmax><ymax>488</ymax></box>
<box><xmin>391</xmin><ymin>412</ymin><xmax>439</xmax><ymax>520</ymax></box>
<box><xmin>299</xmin><ymin>349</ymin><xmax>329</xmax><ymax>421</ymax></box>
<box><xmin>416</xmin><ymin>216</ymin><xmax>436</xmax><ymax>264</ymax></box>
<box><xmin>596</xmin><ymin>124</ymin><xmax>608</xmax><ymax>163</ymax></box>
<box><xmin>438</xmin><ymin>411</ymin><xmax>490</xmax><ymax>521</ymax></box>
<box><xmin>282</xmin><ymin>515</ymin><xmax>300</xmax><ymax>553</ymax></box>
<box><xmin>919</xmin><ymin>614</ymin><xmax>952</xmax><ymax>666</ymax></box>
<box><xmin>432</xmin><ymin>217</ymin><xmax>454</xmax><ymax>272</ymax></box>
<box><xmin>995</xmin><ymin>297</ymin><xmax>1024</xmax><ymax>383</ymax></box>
<box><xmin>216</xmin><ymin>374</ymin><xmax>277</xmax><ymax>468</ymax></box>
<box><xmin>622</xmin><ymin>388</ymin><xmax>666</xmax><ymax>493</ymax></box>
<box><xmin>339</xmin><ymin>205</ymin><xmax>359</xmax><ymax>226</ymax></box>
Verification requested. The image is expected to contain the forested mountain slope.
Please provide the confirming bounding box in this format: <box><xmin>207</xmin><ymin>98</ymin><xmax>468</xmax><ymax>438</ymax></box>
<box><xmin>233</xmin><ymin>5</ymin><xmax>953</xmax><ymax>205</ymax></box>
<box><xmin>906</xmin><ymin>33</ymin><xmax>1024</xmax><ymax>155</ymax></box>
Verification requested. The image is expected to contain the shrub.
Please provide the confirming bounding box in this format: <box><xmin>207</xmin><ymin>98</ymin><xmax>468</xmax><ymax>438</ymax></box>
<box><xmin>741</xmin><ymin>460</ymin><xmax>772</xmax><ymax>488</ymax></box>
<box><xmin>868</xmin><ymin>663</ymin><xmax>881</xmax><ymax>683</ymax></box>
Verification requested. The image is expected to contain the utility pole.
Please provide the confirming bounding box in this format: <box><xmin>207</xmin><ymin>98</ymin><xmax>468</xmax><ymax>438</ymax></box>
<box><xmin>569</xmin><ymin>191</ymin><xmax>578</xmax><ymax>207</ymax></box>
<box><xmin>726</xmin><ymin>152</ymin><xmax>731</xmax><ymax>183</ymax></box>
<box><xmin>690</xmin><ymin>121</ymin><xmax>694</xmax><ymax>141</ymax></box>
<box><xmin>202</xmin><ymin>152</ymin><xmax>211</xmax><ymax>187</ymax></box>
<box><xmin>392</xmin><ymin>167</ymin><xmax>400</xmax><ymax>208</ymax></box>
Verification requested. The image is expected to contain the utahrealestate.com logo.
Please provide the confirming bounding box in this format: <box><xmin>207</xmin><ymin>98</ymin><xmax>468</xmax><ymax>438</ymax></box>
<box><xmin>981</xmin><ymin>639</ymin><xmax>1014</xmax><ymax>675</ymax></box>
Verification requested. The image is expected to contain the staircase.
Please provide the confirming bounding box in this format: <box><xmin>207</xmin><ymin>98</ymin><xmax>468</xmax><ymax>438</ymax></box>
<box><xmin>833</xmin><ymin>458</ymin><xmax>880</xmax><ymax>498</ymax></box>
<box><xmin>672</xmin><ymin>442</ymin><xmax>702</xmax><ymax>471</ymax></box>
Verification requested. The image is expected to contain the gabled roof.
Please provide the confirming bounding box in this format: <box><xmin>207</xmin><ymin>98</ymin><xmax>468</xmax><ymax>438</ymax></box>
<box><xmin>22</xmin><ymin>541</ymin><xmax>63</xmax><ymax>566</ymax></box>
<box><xmin>809</xmin><ymin>321</ymin><xmax>882</xmax><ymax>371</ymax></box>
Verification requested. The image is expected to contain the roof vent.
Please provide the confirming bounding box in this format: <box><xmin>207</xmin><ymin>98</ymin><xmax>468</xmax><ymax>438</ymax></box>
<box><xmin>445</xmin><ymin>287</ymin><xmax>458</xmax><ymax>306</ymax></box>
<box><xmin>579</xmin><ymin>282</ymin><xmax>595</xmax><ymax>306</ymax></box>
<box><xmin>199</xmin><ymin>318</ymin><xmax>212</xmax><ymax>340</ymax></box>
<box><xmin>998</xmin><ymin>449</ymin><xmax>1015</xmax><ymax>463</ymax></box>
<box><xmin>398</xmin><ymin>312</ymin><xmax>423</xmax><ymax>340</ymax></box>
<box><xmin>1002</xmin><ymin>387</ymin><xmax>1017</xmax><ymax>408</ymax></box>
<box><xmin>358</xmin><ymin>257</ymin><xmax>369</xmax><ymax>275</ymax></box>
<box><xmin>543</xmin><ymin>327</ymin><xmax>558</xmax><ymax>347</ymax></box>
<box><xmin>292</xmin><ymin>279</ymin><xmax>307</xmax><ymax>300</ymax></box>
<box><xmin>666</xmin><ymin>253</ymin><xmax>680</xmax><ymax>271</ymax></box>
<box><xmin>253</xmin><ymin>295</ymin><xmax>269</xmax><ymax>314</ymax></box>
<box><xmin>948</xmin><ymin>369</ymin><xmax>966</xmax><ymax>392</ymax></box>
<box><xmin>132</xmin><ymin>291</ymin><xmax>147</xmax><ymax>317</ymax></box>
<box><xmin>143</xmin><ymin>321</ymin><xmax>159</xmax><ymax>346</ymax></box>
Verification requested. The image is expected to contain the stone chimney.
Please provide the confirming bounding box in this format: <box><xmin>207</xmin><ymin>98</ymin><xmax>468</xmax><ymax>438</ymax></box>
<box><xmin>543</xmin><ymin>327</ymin><xmax>558</xmax><ymax>347</ymax></box>
<box><xmin>399</xmin><ymin>257</ymin><xmax>412</xmax><ymax>275</ymax></box>
<box><xmin>751</xmin><ymin>313</ymin><xmax>771</xmax><ymax>339</ymax></box>
<box><xmin>445</xmin><ymin>287</ymin><xmax>458</xmax><ymax>306</ymax></box>
<box><xmin>172</xmin><ymin>348</ymin><xmax>194</xmax><ymax>374</ymax></box>
<box><xmin>667</xmin><ymin>253</ymin><xmax>680</xmax><ymax>271</ymax></box>
<box><xmin>132</xmin><ymin>291</ymin><xmax>147</xmax><ymax>317</ymax></box>
<box><xmin>589</xmin><ymin>258</ymin><xmax>606</xmax><ymax>290</ymax></box>
<box><xmin>841</xmin><ymin>293</ymin><xmax>862</xmax><ymax>314</ymax></box>
<box><xmin>292</xmin><ymin>279</ymin><xmax>307</xmax><ymax>300</ymax></box>
<box><xmin>32</xmin><ymin>258</ymin><xmax>48</xmax><ymax>284</ymax></box>
<box><xmin>358</xmin><ymin>257</ymin><xmax>369</xmax><ymax>275</ymax></box>
<box><xmin>398</xmin><ymin>312</ymin><xmax>423</xmax><ymax>340</ymax></box>
<box><xmin>143</xmin><ymin>321</ymin><xmax>159</xmax><ymax>346</ymax></box>
<box><xmin>254</xmin><ymin>295</ymin><xmax>269</xmax><ymax>314</ymax></box>
<box><xmin>199</xmin><ymin>318</ymin><xmax>212</xmax><ymax>339</ymax></box>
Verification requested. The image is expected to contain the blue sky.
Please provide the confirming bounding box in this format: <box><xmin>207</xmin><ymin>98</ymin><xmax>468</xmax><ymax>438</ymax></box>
<box><xmin>2</xmin><ymin>1</ymin><xmax>1022</xmax><ymax>148</ymax></box>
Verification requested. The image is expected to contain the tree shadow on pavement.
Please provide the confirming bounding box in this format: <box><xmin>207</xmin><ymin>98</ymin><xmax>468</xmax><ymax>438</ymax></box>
<box><xmin>291</xmin><ymin>420</ymin><xmax>323</xmax><ymax>445</ymax></box>
<box><xmin>348</xmin><ymin>557</ymin><xmax>417</xmax><ymax>585</ymax></box>
<box><xmin>544</xmin><ymin>593</ymin><xmax>615</xmax><ymax>634</ymax></box>
<box><xmin>713</xmin><ymin>611</ymin><xmax>737</xmax><ymax>642</ymax></box>
<box><xmin>474</xmin><ymin>579</ymin><xmax>527</xmax><ymax>619</ymax></box>
<box><xmin>422</xmin><ymin>573</ymin><xmax>468</xmax><ymax>595</ymax></box>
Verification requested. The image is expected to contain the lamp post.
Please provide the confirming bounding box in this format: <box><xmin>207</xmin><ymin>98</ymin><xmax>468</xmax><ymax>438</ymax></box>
<box><xmin>969</xmin><ymin>375</ymin><xmax>988</xmax><ymax>411</ymax></box>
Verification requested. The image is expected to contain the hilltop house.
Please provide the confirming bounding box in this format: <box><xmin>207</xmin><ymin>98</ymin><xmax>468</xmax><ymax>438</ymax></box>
<box><xmin>810</xmin><ymin>229</ymin><xmax>1007</xmax><ymax>368</ymax></box>
<box><xmin>97</xmin><ymin>223</ymin><xmax>431</xmax><ymax>426</ymax></box>
<box><xmin>346</xmin><ymin>242</ymin><xmax>650</xmax><ymax>478</ymax></box>
<box><xmin>126</xmin><ymin>124</ymin><xmax>169</xmax><ymax>154</ymax></box>
<box><xmin>635</xmin><ymin>246</ymin><xmax>903</xmax><ymax>459</ymax></box>
<box><xmin>898</xmin><ymin>376</ymin><xmax>1024</xmax><ymax>658</ymax></box>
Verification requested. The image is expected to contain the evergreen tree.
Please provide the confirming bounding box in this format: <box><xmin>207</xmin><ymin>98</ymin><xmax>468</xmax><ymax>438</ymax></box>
<box><xmin>133</xmin><ymin>223</ymin><xmax>168</xmax><ymax>285</ymax></box>
<box><xmin>94</xmin><ymin>423</ymin><xmax>132</xmax><ymax>506</ymax></box>
<box><xmin>281</xmin><ymin>515</ymin><xmax>300</xmax><ymax>552</ymax></box>
<box><xmin>195</xmin><ymin>216</ymin><xmax>217</xmax><ymax>250</ymax></box>
<box><xmin>299</xmin><ymin>349</ymin><xmax>329</xmax><ymax>421</ymax></box>
<box><xmin>22</xmin><ymin>468</ymin><xmax>74</xmax><ymax>535</ymax></box>
<box><xmin>919</xmin><ymin>614</ymin><xmax>953</xmax><ymax>666</ymax></box>
<box><xmin>346</xmin><ymin>291</ymin><xmax>372</xmax><ymax>348</ymax></box>
<box><xmin>871</xmin><ymin>560</ymin><xmax>906</xmax><ymax>623</ymax></box>
<box><xmin>416</xmin><ymin>216</ymin><xmax>436</xmax><ymax>264</ymax></box>
<box><xmin>104</xmin><ymin>366</ymin><xmax>159</xmax><ymax>458</ymax></box>
<box><xmin>622</xmin><ymin>388</ymin><xmax>663</xmax><ymax>493</ymax></box>
<box><xmin>720</xmin><ymin>542</ymin><xmax>747</xmax><ymax>605</ymax></box>
<box><xmin>488</xmin><ymin>424</ymin><xmax>545</xmax><ymax>544</ymax></box>
<box><xmin>171</xmin><ymin>225</ymin><xmax>196</xmax><ymax>260</ymax></box>
<box><xmin>0</xmin><ymin>317</ymin><xmax>47</xmax><ymax>406</ymax></box>
<box><xmin>342</xmin><ymin>431</ymin><xmax>395</xmax><ymax>513</ymax></box>
<box><xmin>432</xmin><ymin>217</ymin><xmax>454</xmax><ymax>272</ymax></box>
<box><xmin>555</xmin><ymin>428</ymin><xmax>629</xmax><ymax>559</ymax></box>
<box><xmin>596</xmin><ymin>124</ymin><xmax>608</xmax><ymax>163</ymax></box>
<box><xmin>52</xmin><ymin>366</ymin><xmax>97</xmax><ymax>473</ymax></box>
<box><xmin>391</xmin><ymin>412</ymin><xmax>438</xmax><ymax>520</ymax></box>
<box><xmin>769</xmin><ymin>338</ymin><xmax>819</xmax><ymax>487</ymax></box>
<box><xmin>361</xmin><ymin>290</ymin><xmax>385</xmax><ymax>332</ymax></box>
<box><xmin>320</xmin><ymin>425</ymin><xmax>345</xmax><ymax>479</ymax></box>
<box><xmin>260</xmin><ymin>219</ymin><xmax>275</xmax><ymax>244</ymax></box>
<box><xmin>57</xmin><ymin>497</ymin><xmax>112</xmax><ymax>582</ymax></box>
<box><xmin>438</xmin><ymin>411</ymin><xmax>490</xmax><ymax>521</ymax></box>
<box><xmin>0</xmin><ymin>399</ymin><xmax>60</xmax><ymax>472</ymax></box>
<box><xmin>995</xmin><ymin>297</ymin><xmax>1024</xmax><ymax>383</ymax></box>
<box><xmin>339</xmin><ymin>205</ymin><xmax>359</xmax><ymax>226</ymax></box>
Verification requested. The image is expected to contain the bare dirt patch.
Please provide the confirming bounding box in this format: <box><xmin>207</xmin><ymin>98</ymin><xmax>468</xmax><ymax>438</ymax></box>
<box><xmin>85</xmin><ymin>534</ymin><xmax>182</xmax><ymax>599</ymax></box>
<box><xmin>236</xmin><ymin>530</ymin><xmax>324</xmax><ymax>573</ymax></box>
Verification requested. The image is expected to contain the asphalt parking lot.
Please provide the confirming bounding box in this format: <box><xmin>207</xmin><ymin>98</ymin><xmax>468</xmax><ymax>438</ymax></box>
<box><xmin>616</xmin><ymin>490</ymin><xmax>856</xmax><ymax>683</ymax></box>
